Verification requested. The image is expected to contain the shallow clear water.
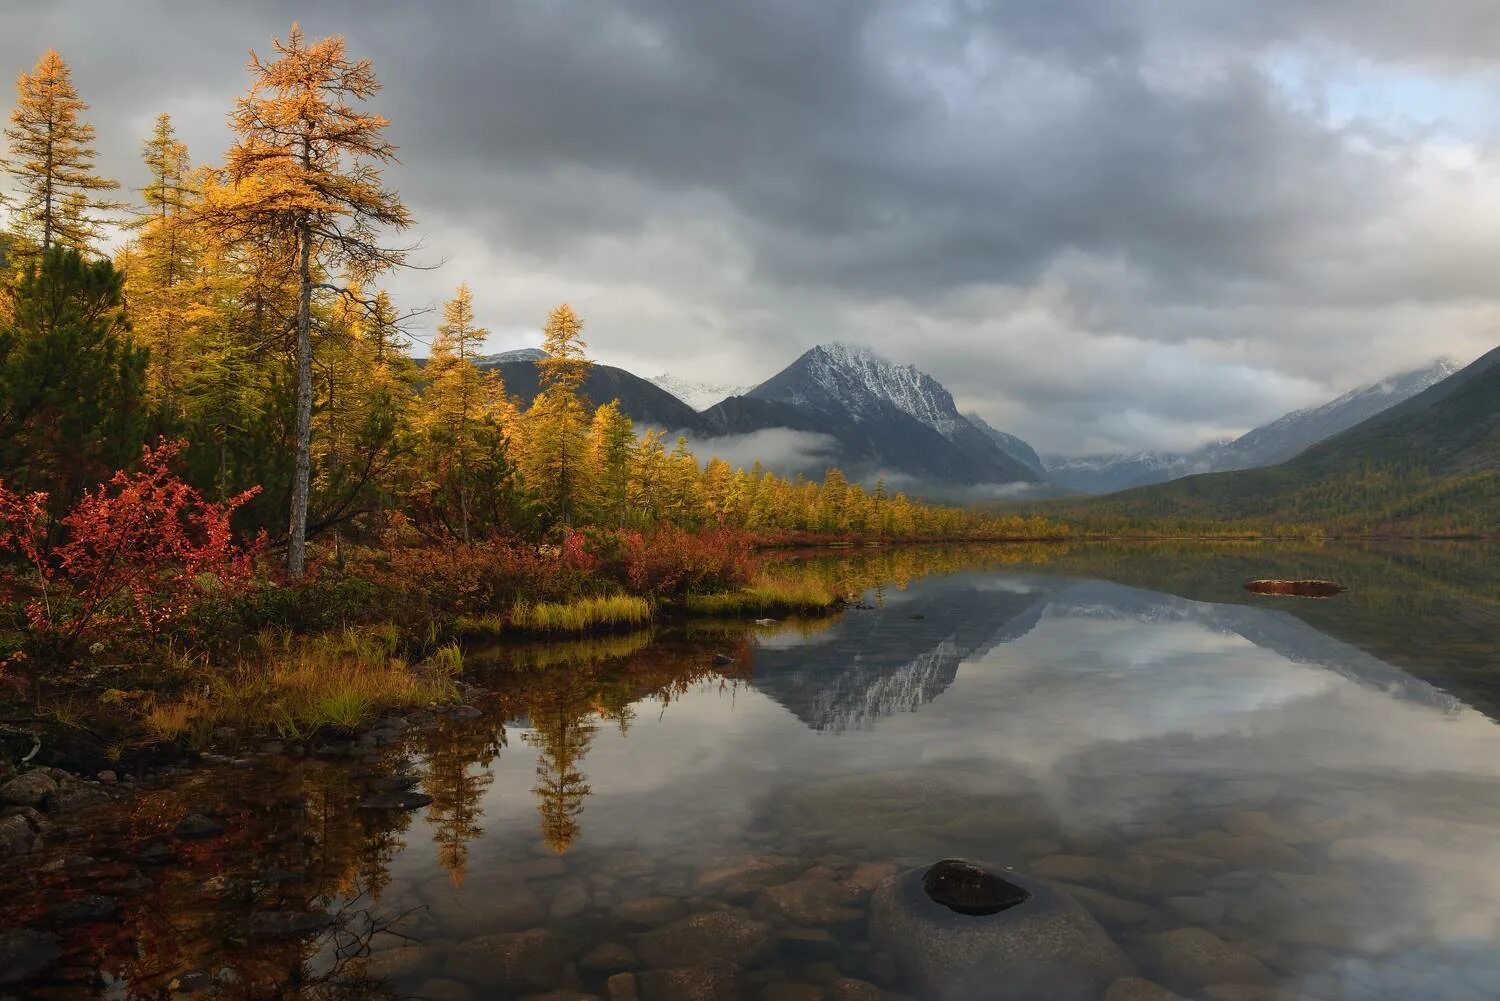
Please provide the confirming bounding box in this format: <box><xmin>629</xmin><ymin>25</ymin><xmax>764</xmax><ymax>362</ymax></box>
<box><xmin>5</xmin><ymin>545</ymin><xmax>1500</xmax><ymax>1000</ymax></box>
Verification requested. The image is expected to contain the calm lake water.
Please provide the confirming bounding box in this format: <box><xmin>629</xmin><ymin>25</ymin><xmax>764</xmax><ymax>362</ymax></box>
<box><xmin>4</xmin><ymin>544</ymin><xmax>1500</xmax><ymax>1000</ymax></box>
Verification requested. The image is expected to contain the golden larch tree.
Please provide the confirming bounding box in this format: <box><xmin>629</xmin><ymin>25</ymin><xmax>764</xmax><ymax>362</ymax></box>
<box><xmin>121</xmin><ymin>113</ymin><xmax>197</xmax><ymax>415</ymax></box>
<box><xmin>208</xmin><ymin>23</ymin><xmax>412</xmax><ymax>577</ymax></box>
<box><xmin>4</xmin><ymin>49</ymin><xmax>121</xmax><ymax>253</ymax></box>
<box><xmin>522</xmin><ymin>304</ymin><xmax>595</xmax><ymax>527</ymax></box>
<box><xmin>423</xmin><ymin>283</ymin><xmax>496</xmax><ymax>542</ymax></box>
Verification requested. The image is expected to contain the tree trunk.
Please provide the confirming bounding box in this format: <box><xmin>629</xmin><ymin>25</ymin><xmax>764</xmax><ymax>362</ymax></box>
<box><xmin>286</xmin><ymin>219</ymin><xmax>314</xmax><ymax>579</ymax></box>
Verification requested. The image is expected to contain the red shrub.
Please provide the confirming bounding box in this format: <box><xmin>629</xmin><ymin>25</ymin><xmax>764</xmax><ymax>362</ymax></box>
<box><xmin>618</xmin><ymin>526</ymin><xmax>756</xmax><ymax>596</ymax></box>
<box><xmin>362</xmin><ymin>520</ymin><xmax>599</xmax><ymax>616</ymax></box>
<box><xmin>0</xmin><ymin>439</ymin><xmax>259</xmax><ymax>659</ymax></box>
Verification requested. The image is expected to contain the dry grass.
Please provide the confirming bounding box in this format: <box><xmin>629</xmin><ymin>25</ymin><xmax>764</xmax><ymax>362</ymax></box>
<box><xmin>682</xmin><ymin>576</ymin><xmax>841</xmax><ymax>616</ymax></box>
<box><xmin>509</xmin><ymin>594</ymin><xmax>653</xmax><ymax>633</ymax></box>
<box><xmin>143</xmin><ymin>626</ymin><xmax>462</xmax><ymax>744</ymax></box>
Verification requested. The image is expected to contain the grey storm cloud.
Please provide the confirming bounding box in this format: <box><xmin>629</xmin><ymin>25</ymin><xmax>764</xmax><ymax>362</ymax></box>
<box><xmin>2</xmin><ymin>0</ymin><xmax>1499</xmax><ymax>455</ymax></box>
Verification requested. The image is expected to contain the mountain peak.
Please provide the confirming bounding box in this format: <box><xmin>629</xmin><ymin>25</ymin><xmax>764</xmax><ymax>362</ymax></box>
<box><xmin>477</xmin><ymin>347</ymin><xmax>547</xmax><ymax>365</ymax></box>
<box><xmin>776</xmin><ymin>342</ymin><xmax>961</xmax><ymax>433</ymax></box>
<box><xmin>735</xmin><ymin>343</ymin><xmax>1039</xmax><ymax>484</ymax></box>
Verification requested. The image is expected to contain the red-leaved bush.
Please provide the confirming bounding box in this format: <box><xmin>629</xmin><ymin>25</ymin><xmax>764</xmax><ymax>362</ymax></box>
<box><xmin>617</xmin><ymin>526</ymin><xmax>756</xmax><ymax>596</ymax></box>
<box><xmin>0</xmin><ymin>439</ymin><xmax>259</xmax><ymax>662</ymax></box>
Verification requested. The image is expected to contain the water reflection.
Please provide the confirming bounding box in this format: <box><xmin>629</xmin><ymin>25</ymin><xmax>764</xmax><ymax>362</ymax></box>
<box><xmin>4</xmin><ymin>546</ymin><xmax>1500</xmax><ymax>1000</ymax></box>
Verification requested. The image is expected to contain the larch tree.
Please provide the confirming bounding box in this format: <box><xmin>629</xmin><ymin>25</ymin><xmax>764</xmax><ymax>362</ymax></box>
<box><xmin>4</xmin><ymin>49</ymin><xmax>122</xmax><ymax>254</ymax></box>
<box><xmin>208</xmin><ymin>23</ymin><xmax>412</xmax><ymax>578</ymax></box>
<box><xmin>523</xmin><ymin>304</ymin><xmax>594</xmax><ymax>528</ymax></box>
<box><xmin>587</xmin><ymin>401</ymin><xmax>634</xmax><ymax>527</ymax></box>
<box><xmin>122</xmin><ymin>114</ymin><xmax>197</xmax><ymax>416</ymax></box>
<box><xmin>423</xmin><ymin>283</ymin><xmax>494</xmax><ymax>542</ymax></box>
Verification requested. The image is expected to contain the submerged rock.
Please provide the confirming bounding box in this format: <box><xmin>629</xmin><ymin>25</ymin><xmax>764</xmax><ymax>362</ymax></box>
<box><xmin>0</xmin><ymin>813</ymin><xmax>39</xmax><ymax>855</ymax></box>
<box><xmin>826</xmin><ymin>979</ymin><xmax>900</xmax><ymax>1000</ymax></box>
<box><xmin>754</xmin><ymin>875</ymin><xmax>863</xmax><ymax>925</ymax></box>
<box><xmin>412</xmin><ymin>979</ymin><xmax>474</xmax><ymax>1001</ymax></box>
<box><xmin>635</xmin><ymin>961</ymin><xmax>747</xmax><ymax>1001</ymax></box>
<box><xmin>175</xmin><ymin>813</ymin><xmax>224</xmax><ymax>838</ymax></box>
<box><xmin>1</xmin><ymin>770</ymin><xmax>57</xmax><ymax>808</ymax></box>
<box><xmin>1105</xmin><ymin>977</ymin><xmax>1191</xmax><ymax>1001</ymax></box>
<box><xmin>0</xmin><ymin>929</ymin><xmax>62</xmax><ymax>986</ymax></box>
<box><xmin>424</xmin><ymin>876</ymin><xmax>544</xmax><ymax>938</ymax></box>
<box><xmin>444</xmin><ymin>929</ymin><xmax>574</xmax><ymax>992</ymax></box>
<box><xmin>1132</xmin><ymin>927</ymin><xmax>1275</xmax><ymax>992</ymax></box>
<box><xmin>691</xmin><ymin>854</ymin><xmax>804</xmax><ymax>897</ymax></box>
<box><xmin>606</xmin><ymin>971</ymin><xmax>640</xmax><ymax>1001</ymax></box>
<box><xmin>138</xmin><ymin>841</ymin><xmax>177</xmax><ymax>865</ymax></box>
<box><xmin>869</xmin><ymin>859</ymin><xmax>1136</xmax><ymax>1000</ymax></box>
<box><xmin>634</xmin><ymin>911</ymin><xmax>772</xmax><ymax>968</ymax></box>
<box><xmin>50</xmin><ymin>895</ymin><xmax>118</xmax><ymax>925</ymax></box>
<box><xmin>612</xmin><ymin>897</ymin><xmax>688</xmax><ymax>927</ymax></box>
<box><xmin>580</xmin><ymin>942</ymin><xmax>638</xmax><ymax>972</ymax></box>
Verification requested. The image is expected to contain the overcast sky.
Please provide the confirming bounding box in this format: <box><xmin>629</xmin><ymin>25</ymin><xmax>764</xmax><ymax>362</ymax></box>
<box><xmin>3</xmin><ymin>1</ymin><xmax>1500</xmax><ymax>456</ymax></box>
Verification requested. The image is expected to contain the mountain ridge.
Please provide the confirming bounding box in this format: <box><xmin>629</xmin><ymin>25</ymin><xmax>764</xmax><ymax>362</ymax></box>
<box><xmin>1044</xmin><ymin>359</ymin><xmax>1460</xmax><ymax>493</ymax></box>
<box><xmin>1047</xmin><ymin>346</ymin><xmax>1500</xmax><ymax>531</ymax></box>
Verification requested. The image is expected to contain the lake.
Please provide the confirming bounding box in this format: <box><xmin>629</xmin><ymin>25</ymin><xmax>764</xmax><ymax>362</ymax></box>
<box><xmin>3</xmin><ymin>543</ymin><xmax>1499</xmax><ymax>1000</ymax></box>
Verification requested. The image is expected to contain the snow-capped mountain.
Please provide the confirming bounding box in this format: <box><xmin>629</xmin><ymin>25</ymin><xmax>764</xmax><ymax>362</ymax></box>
<box><xmin>648</xmin><ymin>374</ymin><xmax>753</xmax><ymax>412</ymax></box>
<box><xmin>964</xmin><ymin>413</ymin><xmax>1047</xmax><ymax>477</ymax></box>
<box><xmin>1044</xmin><ymin>359</ymin><xmax>1459</xmax><ymax>494</ymax></box>
<box><xmin>700</xmin><ymin>344</ymin><xmax>1039</xmax><ymax>485</ymax></box>
<box><xmin>476</xmin><ymin>346</ymin><xmax>548</xmax><ymax>365</ymax></box>
<box><xmin>751</xmin><ymin>343</ymin><xmax>968</xmax><ymax>434</ymax></box>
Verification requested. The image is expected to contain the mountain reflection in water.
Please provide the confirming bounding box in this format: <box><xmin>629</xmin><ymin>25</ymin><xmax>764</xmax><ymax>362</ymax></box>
<box><xmin>3</xmin><ymin>545</ymin><xmax>1499</xmax><ymax>1001</ymax></box>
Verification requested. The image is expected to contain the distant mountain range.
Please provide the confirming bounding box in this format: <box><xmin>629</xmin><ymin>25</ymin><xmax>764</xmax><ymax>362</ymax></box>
<box><xmin>1043</xmin><ymin>360</ymin><xmax>1460</xmax><ymax>493</ymax></box>
<box><xmin>1055</xmin><ymin>346</ymin><xmax>1500</xmax><ymax>531</ymax></box>
<box><xmin>473</xmin><ymin>342</ymin><xmax>1476</xmax><ymax>498</ymax></box>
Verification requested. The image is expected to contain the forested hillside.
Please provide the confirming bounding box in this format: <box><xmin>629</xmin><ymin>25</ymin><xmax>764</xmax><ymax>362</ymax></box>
<box><xmin>1045</xmin><ymin>348</ymin><xmax>1500</xmax><ymax>536</ymax></box>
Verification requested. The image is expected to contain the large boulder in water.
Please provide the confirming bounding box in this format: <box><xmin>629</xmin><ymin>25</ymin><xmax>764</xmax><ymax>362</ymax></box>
<box><xmin>869</xmin><ymin>859</ymin><xmax>1136</xmax><ymax>1000</ymax></box>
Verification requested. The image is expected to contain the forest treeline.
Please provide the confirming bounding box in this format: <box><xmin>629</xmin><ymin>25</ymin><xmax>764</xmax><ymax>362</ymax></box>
<box><xmin>0</xmin><ymin>31</ymin><xmax>1063</xmax><ymax>676</ymax></box>
<box><xmin>0</xmin><ymin>36</ymin><xmax>1062</xmax><ymax>549</ymax></box>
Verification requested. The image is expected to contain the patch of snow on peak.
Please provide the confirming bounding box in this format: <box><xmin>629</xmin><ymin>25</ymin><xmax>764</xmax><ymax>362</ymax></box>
<box><xmin>649</xmin><ymin>374</ymin><xmax>754</xmax><ymax>412</ymax></box>
<box><xmin>804</xmin><ymin>343</ymin><xmax>963</xmax><ymax>435</ymax></box>
<box><xmin>478</xmin><ymin>347</ymin><xmax>547</xmax><ymax>365</ymax></box>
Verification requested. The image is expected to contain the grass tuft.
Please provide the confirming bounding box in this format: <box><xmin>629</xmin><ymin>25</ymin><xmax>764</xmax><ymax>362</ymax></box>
<box><xmin>145</xmin><ymin>624</ymin><xmax>460</xmax><ymax>744</ymax></box>
<box><xmin>682</xmin><ymin>576</ymin><xmax>841</xmax><ymax>616</ymax></box>
<box><xmin>509</xmin><ymin>594</ymin><xmax>653</xmax><ymax>633</ymax></box>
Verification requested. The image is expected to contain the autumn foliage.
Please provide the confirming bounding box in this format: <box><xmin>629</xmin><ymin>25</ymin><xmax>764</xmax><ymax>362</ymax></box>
<box><xmin>0</xmin><ymin>439</ymin><xmax>258</xmax><ymax>662</ymax></box>
<box><xmin>614</xmin><ymin>526</ymin><xmax>756</xmax><ymax>596</ymax></box>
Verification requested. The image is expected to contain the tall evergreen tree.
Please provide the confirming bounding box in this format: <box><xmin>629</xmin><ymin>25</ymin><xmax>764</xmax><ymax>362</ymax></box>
<box><xmin>0</xmin><ymin>248</ymin><xmax>147</xmax><ymax>515</ymax></box>
<box><xmin>4</xmin><ymin>49</ymin><xmax>121</xmax><ymax>254</ymax></box>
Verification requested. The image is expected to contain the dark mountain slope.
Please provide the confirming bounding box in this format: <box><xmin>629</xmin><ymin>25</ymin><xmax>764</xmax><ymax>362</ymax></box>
<box><xmin>480</xmin><ymin>358</ymin><xmax>709</xmax><ymax>434</ymax></box>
